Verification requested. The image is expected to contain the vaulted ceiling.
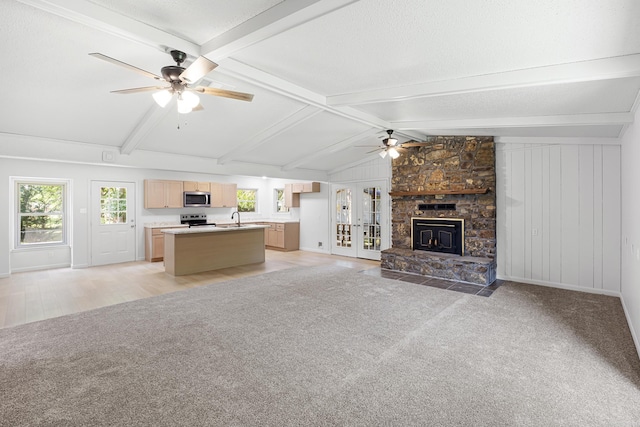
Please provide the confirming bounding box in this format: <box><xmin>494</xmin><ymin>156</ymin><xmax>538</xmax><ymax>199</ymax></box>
<box><xmin>2</xmin><ymin>0</ymin><xmax>639</xmax><ymax>179</ymax></box>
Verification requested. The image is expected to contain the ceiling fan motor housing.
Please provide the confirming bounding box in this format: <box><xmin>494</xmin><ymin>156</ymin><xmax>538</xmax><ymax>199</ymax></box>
<box><xmin>161</xmin><ymin>65</ymin><xmax>185</xmax><ymax>83</ymax></box>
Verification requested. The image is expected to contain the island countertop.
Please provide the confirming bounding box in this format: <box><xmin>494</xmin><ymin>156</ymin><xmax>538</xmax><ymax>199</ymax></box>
<box><xmin>161</xmin><ymin>224</ymin><xmax>269</xmax><ymax>235</ymax></box>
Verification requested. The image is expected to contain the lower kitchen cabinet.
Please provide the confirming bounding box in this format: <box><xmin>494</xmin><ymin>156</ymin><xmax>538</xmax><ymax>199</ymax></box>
<box><xmin>145</xmin><ymin>226</ymin><xmax>186</xmax><ymax>261</ymax></box>
<box><xmin>264</xmin><ymin>222</ymin><xmax>299</xmax><ymax>251</ymax></box>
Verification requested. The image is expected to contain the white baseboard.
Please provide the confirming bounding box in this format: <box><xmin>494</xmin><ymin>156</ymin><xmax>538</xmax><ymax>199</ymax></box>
<box><xmin>11</xmin><ymin>262</ymin><xmax>71</xmax><ymax>273</ymax></box>
<box><xmin>0</xmin><ymin>272</ymin><xmax>10</xmax><ymax>278</ymax></box>
<box><xmin>299</xmin><ymin>247</ymin><xmax>331</xmax><ymax>254</ymax></box>
<box><xmin>496</xmin><ymin>274</ymin><xmax>621</xmax><ymax>297</ymax></box>
<box><xmin>620</xmin><ymin>295</ymin><xmax>640</xmax><ymax>361</ymax></box>
<box><xmin>71</xmin><ymin>264</ymin><xmax>89</xmax><ymax>269</ymax></box>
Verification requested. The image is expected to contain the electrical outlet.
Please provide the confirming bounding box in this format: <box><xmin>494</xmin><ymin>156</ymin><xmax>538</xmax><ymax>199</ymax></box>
<box><xmin>318</xmin><ymin>241</ymin><xmax>323</xmax><ymax>248</ymax></box>
<box><xmin>531</xmin><ymin>228</ymin><xmax>539</xmax><ymax>236</ymax></box>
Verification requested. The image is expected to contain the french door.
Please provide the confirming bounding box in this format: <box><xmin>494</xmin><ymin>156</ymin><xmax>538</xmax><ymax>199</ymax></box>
<box><xmin>91</xmin><ymin>181</ymin><xmax>136</xmax><ymax>266</ymax></box>
<box><xmin>331</xmin><ymin>180</ymin><xmax>389</xmax><ymax>260</ymax></box>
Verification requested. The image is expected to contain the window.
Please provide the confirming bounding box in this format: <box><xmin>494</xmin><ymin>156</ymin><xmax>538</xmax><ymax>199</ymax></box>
<box><xmin>237</xmin><ymin>189</ymin><xmax>257</xmax><ymax>212</ymax></box>
<box><xmin>100</xmin><ymin>186</ymin><xmax>127</xmax><ymax>224</ymax></box>
<box><xmin>275</xmin><ymin>188</ymin><xmax>289</xmax><ymax>213</ymax></box>
<box><xmin>17</xmin><ymin>182</ymin><xmax>66</xmax><ymax>247</ymax></box>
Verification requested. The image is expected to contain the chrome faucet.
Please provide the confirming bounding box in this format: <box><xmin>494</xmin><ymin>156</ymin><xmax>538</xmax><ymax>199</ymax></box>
<box><xmin>231</xmin><ymin>211</ymin><xmax>241</xmax><ymax>226</ymax></box>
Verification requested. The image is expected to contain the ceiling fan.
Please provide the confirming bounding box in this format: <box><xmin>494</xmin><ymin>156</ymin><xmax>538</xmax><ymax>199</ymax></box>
<box><xmin>89</xmin><ymin>49</ymin><xmax>254</xmax><ymax>114</ymax></box>
<box><xmin>368</xmin><ymin>130</ymin><xmax>427</xmax><ymax>159</ymax></box>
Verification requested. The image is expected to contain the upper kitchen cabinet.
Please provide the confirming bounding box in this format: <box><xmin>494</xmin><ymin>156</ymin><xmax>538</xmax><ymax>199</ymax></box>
<box><xmin>144</xmin><ymin>180</ymin><xmax>184</xmax><ymax>209</ymax></box>
<box><xmin>183</xmin><ymin>181</ymin><xmax>211</xmax><ymax>192</ymax></box>
<box><xmin>285</xmin><ymin>182</ymin><xmax>321</xmax><ymax>207</ymax></box>
<box><xmin>211</xmin><ymin>182</ymin><xmax>237</xmax><ymax>208</ymax></box>
<box><xmin>284</xmin><ymin>184</ymin><xmax>299</xmax><ymax>208</ymax></box>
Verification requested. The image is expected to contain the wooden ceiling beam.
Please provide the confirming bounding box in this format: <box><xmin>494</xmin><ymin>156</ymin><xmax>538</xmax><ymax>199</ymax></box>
<box><xmin>327</xmin><ymin>54</ymin><xmax>640</xmax><ymax>107</ymax></box>
<box><xmin>201</xmin><ymin>0</ymin><xmax>358</xmax><ymax>60</ymax></box>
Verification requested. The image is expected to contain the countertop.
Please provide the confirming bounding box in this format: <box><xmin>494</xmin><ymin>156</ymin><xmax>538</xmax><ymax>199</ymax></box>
<box><xmin>217</xmin><ymin>219</ymin><xmax>299</xmax><ymax>225</ymax></box>
<box><xmin>144</xmin><ymin>223</ymin><xmax>188</xmax><ymax>229</ymax></box>
<box><xmin>162</xmin><ymin>224</ymin><xmax>269</xmax><ymax>234</ymax></box>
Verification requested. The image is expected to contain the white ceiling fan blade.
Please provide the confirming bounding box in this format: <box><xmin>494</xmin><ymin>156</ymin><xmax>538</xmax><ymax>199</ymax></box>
<box><xmin>179</xmin><ymin>56</ymin><xmax>218</xmax><ymax>83</ymax></box>
<box><xmin>192</xmin><ymin>86</ymin><xmax>254</xmax><ymax>102</ymax></box>
<box><xmin>89</xmin><ymin>53</ymin><xmax>162</xmax><ymax>81</ymax></box>
<box><xmin>110</xmin><ymin>86</ymin><xmax>168</xmax><ymax>94</ymax></box>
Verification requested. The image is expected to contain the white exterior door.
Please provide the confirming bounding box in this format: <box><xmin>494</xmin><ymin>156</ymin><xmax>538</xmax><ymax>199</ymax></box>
<box><xmin>331</xmin><ymin>180</ymin><xmax>389</xmax><ymax>260</ymax></box>
<box><xmin>91</xmin><ymin>181</ymin><xmax>136</xmax><ymax>266</ymax></box>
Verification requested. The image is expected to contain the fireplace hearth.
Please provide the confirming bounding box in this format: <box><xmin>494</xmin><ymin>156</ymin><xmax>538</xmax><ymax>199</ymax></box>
<box><xmin>412</xmin><ymin>218</ymin><xmax>464</xmax><ymax>256</ymax></box>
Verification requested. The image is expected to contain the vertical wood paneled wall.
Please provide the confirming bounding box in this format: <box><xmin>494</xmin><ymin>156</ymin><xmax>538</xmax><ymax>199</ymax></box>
<box><xmin>329</xmin><ymin>157</ymin><xmax>391</xmax><ymax>182</ymax></box>
<box><xmin>496</xmin><ymin>143</ymin><xmax>620</xmax><ymax>293</ymax></box>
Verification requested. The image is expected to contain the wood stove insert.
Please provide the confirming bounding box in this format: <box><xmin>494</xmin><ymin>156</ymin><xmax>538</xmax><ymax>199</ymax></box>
<box><xmin>411</xmin><ymin>217</ymin><xmax>464</xmax><ymax>256</ymax></box>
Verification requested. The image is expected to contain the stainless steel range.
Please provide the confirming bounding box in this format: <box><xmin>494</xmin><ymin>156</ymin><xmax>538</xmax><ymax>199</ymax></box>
<box><xmin>180</xmin><ymin>213</ymin><xmax>216</xmax><ymax>228</ymax></box>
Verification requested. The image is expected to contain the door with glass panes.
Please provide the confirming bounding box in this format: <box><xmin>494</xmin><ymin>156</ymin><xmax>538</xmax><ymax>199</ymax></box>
<box><xmin>91</xmin><ymin>181</ymin><xmax>136</xmax><ymax>266</ymax></box>
<box><xmin>331</xmin><ymin>181</ymin><xmax>388</xmax><ymax>260</ymax></box>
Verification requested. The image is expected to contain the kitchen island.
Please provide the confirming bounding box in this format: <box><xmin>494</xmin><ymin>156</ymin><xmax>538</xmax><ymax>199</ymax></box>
<box><xmin>162</xmin><ymin>224</ymin><xmax>269</xmax><ymax>276</ymax></box>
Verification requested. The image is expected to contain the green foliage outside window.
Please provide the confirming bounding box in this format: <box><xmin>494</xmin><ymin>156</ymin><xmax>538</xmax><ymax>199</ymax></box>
<box><xmin>237</xmin><ymin>189</ymin><xmax>257</xmax><ymax>212</ymax></box>
<box><xmin>100</xmin><ymin>187</ymin><xmax>127</xmax><ymax>224</ymax></box>
<box><xmin>275</xmin><ymin>189</ymin><xmax>288</xmax><ymax>213</ymax></box>
<box><xmin>18</xmin><ymin>183</ymin><xmax>65</xmax><ymax>245</ymax></box>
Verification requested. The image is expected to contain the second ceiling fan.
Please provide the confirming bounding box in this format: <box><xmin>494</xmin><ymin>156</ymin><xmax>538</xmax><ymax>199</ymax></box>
<box><xmin>369</xmin><ymin>130</ymin><xmax>428</xmax><ymax>159</ymax></box>
<box><xmin>90</xmin><ymin>49</ymin><xmax>254</xmax><ymax>114</ymax></box>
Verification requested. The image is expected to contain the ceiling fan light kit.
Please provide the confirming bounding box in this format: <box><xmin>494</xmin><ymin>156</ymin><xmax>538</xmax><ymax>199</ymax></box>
<box><xmin>388</xmin><ymin>147</ymin><xmax>400</xmax><ymax>159</ymax></box>
<box><xmin>152</xmin><ymin>90</ymin><xmax>172</xmax><ymax>107</ymax></box>
<box><xmin>90</xmin><ymin>49</ymin><xmax>254</xmax><ymax>114</ymax></box>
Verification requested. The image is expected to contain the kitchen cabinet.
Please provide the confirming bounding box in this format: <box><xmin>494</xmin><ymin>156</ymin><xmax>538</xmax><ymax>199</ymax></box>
<box><xmin>211</xmin><ymin>182</ymin><xmax>237</xmax><ymax>208</ymax></box>
<box><xmin>145</xmin><ymin>225</ymin><xmax>187</xmax><ymax>261</ymax></box>
<box><xmin>144</xmin><ymin>180</ymin><xmax>184</xmax><ymax>209</ymax></box>
<box><xmin>302</xmin><ymin>182</ymin><xmax>321</xmax><ymax>193</ymax></box>
<box><xmin>291</xmin><ymin>182</ymin><xmax>321</xmax><ymax>194</ymax></box>
<box><xmin>284</xmin><ymin>184</ymin><xmax>300</xmax><ymax>208</ymax></box>
<box><xmin>284</xmin><ymin>182</ymin><xmax>320</xmax><ymax>207</ymax></box>
<box><xmin>183</xmin><ymin>181</ymin><xmax>211</xmax><ymax>192</ymax></box>
<box><xmin>264</xmin><ymin>222</ymin><xmax>299</xmax><ymax>251</ymax></box>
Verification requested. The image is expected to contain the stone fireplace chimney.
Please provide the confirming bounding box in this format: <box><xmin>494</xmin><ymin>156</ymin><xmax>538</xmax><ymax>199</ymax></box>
<box><xmin>381</xmin><ymin>136</ymin><xmax>497</xmax><ymax>286</ymax></box>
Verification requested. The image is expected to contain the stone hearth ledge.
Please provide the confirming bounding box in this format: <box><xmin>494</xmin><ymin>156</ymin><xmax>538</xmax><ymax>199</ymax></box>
<box><xmin>381</xmin><ymin>248</ymin><xmax>496</xmax><ymax>286</ymax></box>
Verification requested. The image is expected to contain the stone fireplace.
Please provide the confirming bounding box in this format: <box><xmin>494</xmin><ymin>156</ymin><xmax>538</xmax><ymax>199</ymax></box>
<box><xmin>381</xmin><ymin>136</ymin><xmax>497</xmax><ymax>286</ymax></box>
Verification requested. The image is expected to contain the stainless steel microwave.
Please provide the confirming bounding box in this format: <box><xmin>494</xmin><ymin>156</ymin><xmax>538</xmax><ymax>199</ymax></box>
<box><xmin>183</xmin><ymin>191</ymin><xmax>211</xmax><ymax>207</ymax></box>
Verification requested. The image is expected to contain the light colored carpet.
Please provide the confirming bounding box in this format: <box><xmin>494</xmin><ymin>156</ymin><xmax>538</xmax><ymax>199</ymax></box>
<box><xmin>1</xmin><ymin>265</ymin><xmax>639</xmax><ymax>426</ymax></box>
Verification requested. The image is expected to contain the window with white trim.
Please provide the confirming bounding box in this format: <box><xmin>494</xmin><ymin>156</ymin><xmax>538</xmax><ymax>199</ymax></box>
<box><xmin>16</xmin><ymin>182</ymin><xmax>67</xmax><ymax>247</ymax></box>
<box><xmin>274</xmin><ymin>188</ymin><xmax>289</xmax><ymax>213</ymax></box>
<box><xmin>237</xmin><ymin>189</ymin><xmax>257</xmax><ymax>213</ymax></box>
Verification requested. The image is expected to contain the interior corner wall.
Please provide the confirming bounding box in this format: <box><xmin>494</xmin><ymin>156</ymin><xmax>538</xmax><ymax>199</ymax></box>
<box><xmin>298</xmin><ymin>184</ymin><xmax>330</xmax><ymax>253</ymax></box>
<box><xmin>496</xmin><ymin>142</ymin><xmax>621</xmax><ymax>294</ymax></box>
<box><xmin>621</xmin><ymin>108</ymin><xmax>640</xmax><ymax>356</ymax></box>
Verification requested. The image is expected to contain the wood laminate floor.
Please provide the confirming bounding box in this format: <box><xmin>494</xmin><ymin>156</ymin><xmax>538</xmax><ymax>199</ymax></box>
<box><xmin>0</xmin><ymin>250</ymin><xmax>380</xmax><ymax>329</ymax></box>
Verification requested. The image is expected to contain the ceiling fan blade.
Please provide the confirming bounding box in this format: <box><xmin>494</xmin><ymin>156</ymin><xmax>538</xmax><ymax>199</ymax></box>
<box><xmin>401</xmin><ymin>142</ymin><xmax>429</xmax><ymax>147</ymax></box>
<box><xmin>179</xmin><ymin>56</ymin><xmax>218</xmax><ymax>83</ymax></box>
<box><xmin>110</xmin><ymin>86</ymin><xmax>168</xmax><ymax>94</ymax></box>
<box><xmin>366</xmin><ymin>148</ymin><xmax>383</xmax><ymax>154</ymax></box>
<box><xmin>193</xmin><ymin>86</ymin><xmax>254</xmax><ymax>102</ymax></box>
<box><xmin>192</xmin><ymin>103</ymin><xmax>205</xmax><ymax>111</ymax></box>
<box><xmin>89</xmin><ymin>53</ymin><xmax>162</xmax><ymax>81</ymax></box>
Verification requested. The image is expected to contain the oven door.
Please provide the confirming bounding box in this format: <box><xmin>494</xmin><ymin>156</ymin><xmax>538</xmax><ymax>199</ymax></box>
<box><xmin>183</xmin><ymin>192</ymin><xmax>211</xmax><ymax>207</ymax></box>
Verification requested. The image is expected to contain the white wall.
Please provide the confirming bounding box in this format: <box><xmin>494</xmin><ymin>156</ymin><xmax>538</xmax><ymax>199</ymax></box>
<box><xmin>496</xmin><ymin>141</ymin><xmax>621</xmax><ymax>294</ymax></box>
<box><xmin>0</xmin><ymin>157</ymin><xmax>312</xmax><ymax>276</ymax></box>
<box><xmin>621</xmin><ymin>107</ymin><xmax>640</xmax><ymax>356</ymax></box>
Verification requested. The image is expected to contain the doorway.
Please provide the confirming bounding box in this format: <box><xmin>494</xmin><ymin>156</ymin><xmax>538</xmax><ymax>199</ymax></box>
<box><xmin>91</xmin><ymin>181</ymin><xmax>136</xmax><ymax>266</ymax></box>
<box><xmin>331</xmin><ymin>180</ymin><xmax>389</xmax><ymax>260</ymax></box>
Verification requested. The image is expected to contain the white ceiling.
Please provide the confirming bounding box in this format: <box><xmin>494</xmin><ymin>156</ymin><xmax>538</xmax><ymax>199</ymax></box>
<box><xmin>1</xmin><ymin>0</ymin><xmax>639</xmax><ymax>177</ymax></box>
